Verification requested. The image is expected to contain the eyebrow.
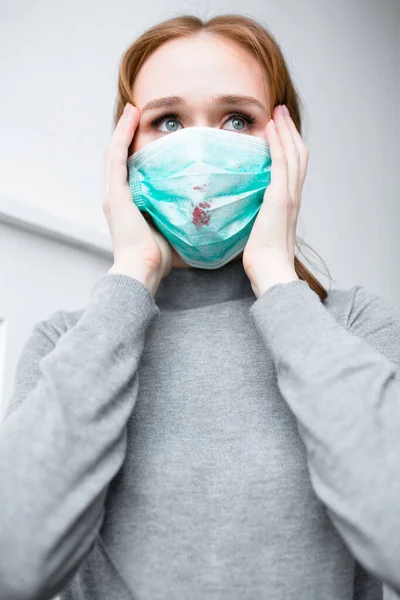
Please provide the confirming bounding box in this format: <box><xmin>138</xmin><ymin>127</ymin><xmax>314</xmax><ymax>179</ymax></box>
<box><xmin>141</xmin><ymin>94</ymin><xmax>267</xmax><ymax>113</ymax></box>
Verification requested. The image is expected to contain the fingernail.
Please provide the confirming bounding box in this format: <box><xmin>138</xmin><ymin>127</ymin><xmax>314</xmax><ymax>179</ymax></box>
<box><xmin>281</xmin><ymin>104</ymin><xmax>289</xmax><ymax>116</ymax></box>
<box><xmin>269</xmin><ymin>119</ymin><xmax>276</xmax><ymax>130</ymax></box>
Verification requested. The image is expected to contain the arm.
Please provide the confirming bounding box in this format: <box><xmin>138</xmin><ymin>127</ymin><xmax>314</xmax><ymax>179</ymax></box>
<box><xmin>249</xmin><ymin>279</ymin><xmax>400</xmax><ymax>594</ymax></box>
<box><xmin>0</xmin><ymin>273</ymin><xmax>159</xmax><ymax>600</ymax></box>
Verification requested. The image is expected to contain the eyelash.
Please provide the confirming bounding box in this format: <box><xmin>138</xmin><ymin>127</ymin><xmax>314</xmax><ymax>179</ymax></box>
<box><xmin>150</xmin><ymin>111</ymin><xmax>256</xmax><ymax>130</ymax></box>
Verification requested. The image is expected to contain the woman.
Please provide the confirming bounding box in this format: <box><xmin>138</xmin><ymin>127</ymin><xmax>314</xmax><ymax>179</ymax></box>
<box><xmin>1</xmin><ymin>14</ymin><xmax>399</xmax><ymax>600</ymax></box>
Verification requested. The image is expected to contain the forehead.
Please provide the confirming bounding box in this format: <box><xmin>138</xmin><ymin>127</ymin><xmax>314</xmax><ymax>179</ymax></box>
<box><xmin>132</xmin><ymin>32</ymin><xmax>268</xmax><ymax>106</ymax></box>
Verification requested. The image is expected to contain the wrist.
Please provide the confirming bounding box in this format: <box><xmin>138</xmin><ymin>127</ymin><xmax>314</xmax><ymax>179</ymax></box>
<box><xmin>250</xmin><ymin>267</ymin><xmax>299</xmax><ymax>299</ymax></box>
<box><xmin>107</xmin><ymin>264</ymin><xmax>160</xmax><ymax>296</ymax></box>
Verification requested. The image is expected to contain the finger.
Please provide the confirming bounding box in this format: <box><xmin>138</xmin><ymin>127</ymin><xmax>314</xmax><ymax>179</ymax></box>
<box><xmin>274</xmin><ymin>105</ymin><xmax>300</xmax><ymax>200</ymax></box>
<box><xmin>265</xmin><ymin>118</ymin><xmax>288</xmax><ymax>197</ymax></box>
<box><xmin>105</xmin><ymin>103</ymin><xmax>140</xmax><ymax>198</ymax></box>
<box><xmin>249</xmin><ymin>119</ymin><xmax>289</xmax><ymax>253</ymax></box>
<box><xmin>281</xmin><ymin>107</ymin><xmax>309</xmax><ymax>185</ymax></box>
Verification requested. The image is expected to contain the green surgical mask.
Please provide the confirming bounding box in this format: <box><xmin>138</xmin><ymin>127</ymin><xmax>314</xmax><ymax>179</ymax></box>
<box><xmin>127</xmin><ymin>126</ymin><xmax>271</xmax><ymax>269</ymax></box>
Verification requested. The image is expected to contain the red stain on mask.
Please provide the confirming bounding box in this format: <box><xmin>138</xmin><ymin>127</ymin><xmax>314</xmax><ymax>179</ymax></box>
<box><xmin>193</xmin><ymin>184</ymin><xmax>208</xmax><ymax>192</ymax></box>
<box><xmin>192</xmin><ymin>201</ymin><xmax>211</xmax><ymax>228</ymax></box>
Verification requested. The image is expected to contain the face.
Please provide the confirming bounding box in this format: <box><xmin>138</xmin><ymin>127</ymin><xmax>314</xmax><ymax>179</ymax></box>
<box><xmin>130</xmin><ymin>32</ymin><xmax>271</xmax><ymax>267</ymax></box>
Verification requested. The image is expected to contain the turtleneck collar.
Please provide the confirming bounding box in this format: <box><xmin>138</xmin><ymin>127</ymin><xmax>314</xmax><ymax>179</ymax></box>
<box><xmin>154</xmin><ymin>255</ymin><xmax>256</xmax><ymax>311</ymax></box>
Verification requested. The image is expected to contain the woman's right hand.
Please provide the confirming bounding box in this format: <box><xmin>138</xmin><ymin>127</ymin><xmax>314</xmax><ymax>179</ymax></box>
<box><xmin>103</xmin><ymin>102</ymin><xmax>173</xmax><ymax>296</ymax></box>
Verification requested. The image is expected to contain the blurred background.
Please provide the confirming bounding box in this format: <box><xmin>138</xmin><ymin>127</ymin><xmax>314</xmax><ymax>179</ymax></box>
<box><xmin>0</xmin><ymin>0</ymin><xmax>399</xmax><ymax>597</ymax></box>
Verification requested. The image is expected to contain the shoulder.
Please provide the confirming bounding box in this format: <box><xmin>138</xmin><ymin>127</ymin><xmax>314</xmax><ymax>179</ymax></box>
<box><xmin>15</xmin><ymin>307</ymin><xmax>83</xmax><ymax>382</ymax></box>
<box><xmin>29</xmin><ymin>307</ymin><xmax>85</xmax><ymax>346</ymax></box>
<box><xmin>324</xmin><ymin>284</ymin><xmax>400</xmax><ymax>330</ymax></box>
<box><xmin>5</xmin><ymin>307</ymin><xmax>85</xmax><ymax>419</ymax></box>
<box><xmin>323</xmin><ymin>284</ymin><xmax>400</xmax><ymax>365</ymax></box>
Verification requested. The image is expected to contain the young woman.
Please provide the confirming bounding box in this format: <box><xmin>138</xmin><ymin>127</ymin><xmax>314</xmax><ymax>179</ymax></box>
<box><xmin>1</xmin><ymin>14</ymin><xmax>400</xmax><ymax>600</ymax></box>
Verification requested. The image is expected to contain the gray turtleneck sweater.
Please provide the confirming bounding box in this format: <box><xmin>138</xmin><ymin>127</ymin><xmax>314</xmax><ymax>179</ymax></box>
<box><xmin>1</xmin><ymin>258</ymin><xmax>400</xmax><ymax>600</ymax></box>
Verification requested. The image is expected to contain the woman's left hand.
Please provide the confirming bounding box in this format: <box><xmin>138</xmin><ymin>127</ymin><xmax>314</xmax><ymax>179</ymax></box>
<box><xmin>242</xmin><ymin>104</ymin><xmax>309</xmax><ymax>299</ymax></box>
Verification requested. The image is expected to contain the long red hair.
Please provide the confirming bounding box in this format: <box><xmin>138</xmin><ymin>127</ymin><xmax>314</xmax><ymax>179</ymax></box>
<box><xmin>113</xmin><ymin>14</ymin><xmax>334</xmax><ymax>301</ymax></box>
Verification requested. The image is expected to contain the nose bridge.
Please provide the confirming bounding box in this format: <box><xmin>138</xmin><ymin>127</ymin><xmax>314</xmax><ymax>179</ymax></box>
<box><xmin>188</xmin><ymin>97</ymin><xmax>214</xmax><ymax>127</ymax></box>
<box><xmin>192</xmin><ymin>112</ymin><xmax>212</xmax><ymax>127</ymax></box>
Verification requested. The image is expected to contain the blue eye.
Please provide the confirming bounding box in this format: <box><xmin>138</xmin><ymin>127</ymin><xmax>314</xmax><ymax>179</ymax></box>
<box><xmin>224</xmin><ymin>114</ymin><xmax>255</xmax><ymax>132</ymax></box>
<box><xmin>150</xmin><ymin>113</ymin><xmax>183</xmax><ymax>133</ymax></box>
<box><xmin>158</xmin><ymin>118</ymin><xmax>182</xmax><ymax>133</ymax></box>
<box><xmin>230</xmin><ymin>117</ymin><xmax>245</xmax><ymax>130</ymax></box>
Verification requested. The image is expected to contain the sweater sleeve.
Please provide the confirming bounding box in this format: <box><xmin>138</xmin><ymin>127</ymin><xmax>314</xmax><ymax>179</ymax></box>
<box><xmin>249</xmin><ymin>279</ymin><xmax>400</xmax><ymax>595</ymax></box>
<box><xmin>0</xmin><ymin>273</ymin><xmax>160</xmax><ymax>600</ymax></box>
